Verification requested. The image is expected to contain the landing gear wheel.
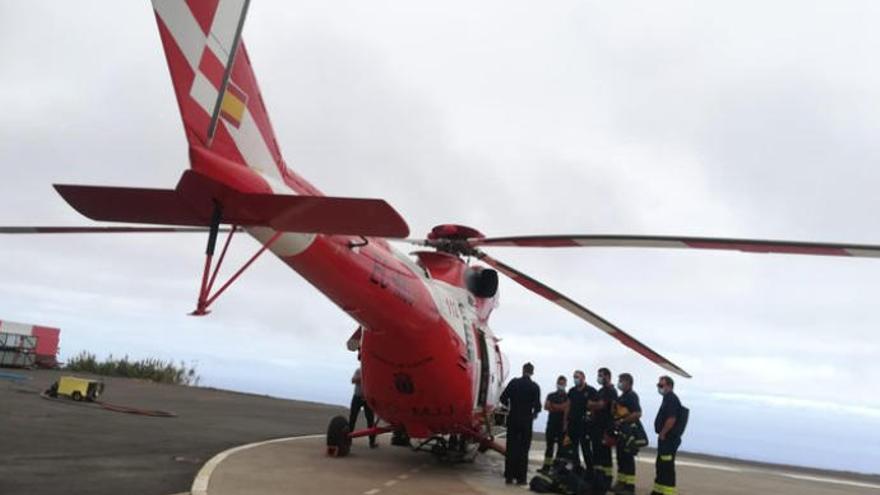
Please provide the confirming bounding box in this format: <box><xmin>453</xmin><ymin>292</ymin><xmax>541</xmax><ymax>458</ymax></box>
<box><xmin>391</xmin><ymin>429</ymin><xmax>411</xmax><ymax>447</ymax></box>
<box><xmin>326</xmin><ymin>415</ymin><xmax>352</xmax><ymax>457</ymax></box>
<box><xmin>477</xmin><ymin>438</ymin><xmax>491</xmax><ymax>453</ymax></box>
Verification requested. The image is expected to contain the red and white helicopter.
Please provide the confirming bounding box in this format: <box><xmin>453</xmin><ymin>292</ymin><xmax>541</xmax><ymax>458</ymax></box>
<box><xmin>5</xmin><ymin>0</ymin><xmax>880</xmax><ymax>459</ymax></box>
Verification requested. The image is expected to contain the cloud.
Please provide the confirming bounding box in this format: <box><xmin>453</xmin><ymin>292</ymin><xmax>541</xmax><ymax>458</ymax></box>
<box><xmin>711</xmin><ymin>392</ymin><xmax>880</xmax><ymax>420</ymax></box>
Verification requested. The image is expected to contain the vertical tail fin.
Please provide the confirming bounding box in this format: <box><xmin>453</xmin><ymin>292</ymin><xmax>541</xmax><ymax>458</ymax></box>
<box><xmin>151</xmin><ymin>1</ymin><xmax>313</xmax><ymax>194</ymax></box>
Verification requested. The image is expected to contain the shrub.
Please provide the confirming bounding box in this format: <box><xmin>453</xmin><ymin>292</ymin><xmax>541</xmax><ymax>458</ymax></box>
<box><xmin>64</xmin><ymin>351</ymin><xmax>200</xmax><ymax>386</ymax></box>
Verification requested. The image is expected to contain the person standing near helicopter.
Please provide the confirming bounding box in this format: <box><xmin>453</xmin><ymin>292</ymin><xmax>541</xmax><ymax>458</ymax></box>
<box><xmin>589</xmin><ymin>367</ymin><xmax>618</xmax><ymax>492</ymax></box>
<box><xmin>652</xmin><ymin>376</ymin><xmax>685</xmax><ymax>495</ymax></box>
<box><xmin>349</xmin><ymin>355</ymin><xmax>378</xmax><ymax>449</ymax></box>
<box><xmin>566</xmin><ymin>369</ymin><xmax>597</xmax><ymax>478</ymax></box>
<box><xmin>611</xmin><ymin>373</ymin><xmax>642</xmax><ymax>494</ymax></box>
<box><xmin>541</xmin><ymin>375</ymin><xmax>570</xmax><ymax>470</ymax></box>
<box><xmin>500</xmin><ymin>362</ymin><xmax>542</xmax><ymax>485</ymax></box>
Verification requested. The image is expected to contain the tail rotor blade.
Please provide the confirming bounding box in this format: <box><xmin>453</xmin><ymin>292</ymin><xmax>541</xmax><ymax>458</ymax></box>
<box><xmin>477</xmin><ymin>251</ymin><xmax>691</xmax><ymax>378</ymax></box>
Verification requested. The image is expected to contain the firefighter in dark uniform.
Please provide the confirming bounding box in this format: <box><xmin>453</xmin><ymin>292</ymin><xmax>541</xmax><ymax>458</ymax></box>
<box><xmin>541</xmin><ymin>375</ymin><xmax>569</xmax><ymax>470</ymax></box>
<box><xmin>652</xmin><ymin>376</ymin><xmax>683</xmax><ymax>495</ymax></box>
<box><xmin>588</xmin><ymin>367</ymin><xmax>618</xmax><ymax>492</ymax></box>
<box><xmin>611</xmin><ymin>373</ymin><xmax>642</xmax><ymax>494</ymax></box>
<box><xmin>500</xmin><ymin>362</ymin><xmax>542</xmax><ymax>485</ymax></box>
<box><xmin>566</xmin><ymin>369</ymin><xmax>597</xmax><ymax>478</ymax></box>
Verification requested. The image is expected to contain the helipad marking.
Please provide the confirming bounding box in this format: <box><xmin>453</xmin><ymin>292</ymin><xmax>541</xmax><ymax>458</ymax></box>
<box><xmin>773</xmin><ymin>472</ymin><xmax>880</xmax><ymax>490</ymax></box>
<box><xmin>190</xmin><ymin>433</ymin><xmax>324</xmax><ymax>495</ymax></box>
<box><xmin>636</xmin><ymin>457</ymin><xmax>743</xmax><ymax>473</ymax></box>
<box><xmin>634</xmin><ymin>456</ymin><xmax>880</xmax><ymax>488</ymax></box>
<box><xmin>191</xmin><ymin>434</ymin><xmax>880</xmax><ymax>495</ymax></box>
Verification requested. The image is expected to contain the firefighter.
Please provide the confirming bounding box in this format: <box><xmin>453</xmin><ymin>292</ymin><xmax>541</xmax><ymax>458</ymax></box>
<box><xmin>500</xmin><ymin>362</ymin><xmax>542</xmax><ymax>485</ymax></box>
<box><xmin>611</xmin><ymin>373</ymin><xmax>642</xmax><ymax>494</ymax></box>
<box><xmin>541</xmin><ymin>375</ymin><xmax>569</xmax><ymax>471</ymax></box>
<box><xmin>588</xmin><ymin>367</ymin><xmax>618</xmax><ymax>492</ymax></box>
<box><xmin>349</xmin><ymin>361</ymin><xmax>377</xmax><ymax>448</ymax></box>
<box><xmin>566</xmin><ymin>369</ymin><xmax>597</xmax><ymax>478</ymax></box>
<box><xmin>652</xmin><ymin>376</ymin><xmax>683</xmax><ymax>495</ymax></box>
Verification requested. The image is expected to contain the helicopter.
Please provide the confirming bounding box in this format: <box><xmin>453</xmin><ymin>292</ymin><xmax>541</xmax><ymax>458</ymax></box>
<box><xmin>5</xmin><ymin>0</ymin><xmax>880</xmax><ymax>460</ymax></box>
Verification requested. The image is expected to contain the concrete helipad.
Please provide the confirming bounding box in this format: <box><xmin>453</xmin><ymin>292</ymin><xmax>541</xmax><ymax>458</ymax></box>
<box><xmin>196</xmin><ymin>436</ymin><xmax>880</xmax><ymax>495</ymax></box>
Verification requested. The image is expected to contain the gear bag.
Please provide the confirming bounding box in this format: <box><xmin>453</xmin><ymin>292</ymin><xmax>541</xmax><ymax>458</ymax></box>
<box><xmin>618</xmin><ymin>420</ymin><xmax>649</xmax><ymax>455</ymax></box>
<box><xmin>529</xmin><ymin>458</ymin><xmax>591</xmax><ymax>495</ymax></box>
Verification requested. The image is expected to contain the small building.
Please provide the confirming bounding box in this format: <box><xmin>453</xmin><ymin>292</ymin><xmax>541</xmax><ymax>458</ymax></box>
<box><xmin>0</xmin><ymin>320</ymin><xmax>60</xmax><ymax>368</ymax></box>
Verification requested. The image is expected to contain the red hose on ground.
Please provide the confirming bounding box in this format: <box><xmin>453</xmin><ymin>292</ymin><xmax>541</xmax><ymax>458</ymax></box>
<box><xmin>39</xmin><ymin>392</ymin><xmax>176</xmax><ymax>417</ymax></box>
<box><xmin>97</xmin><ymin>401</ymin><xmax>177</xmax><ymax>417</ymax></box>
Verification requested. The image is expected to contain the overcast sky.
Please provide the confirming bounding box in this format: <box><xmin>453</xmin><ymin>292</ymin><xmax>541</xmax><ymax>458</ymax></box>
<box><xmin>2</xmin><ymin>1</ymin><xmax>880</xmax><ymax>474</ymax></box>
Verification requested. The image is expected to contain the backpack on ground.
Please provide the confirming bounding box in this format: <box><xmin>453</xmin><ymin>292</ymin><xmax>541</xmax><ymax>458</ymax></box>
<box><xmin>529</xmin><ymin>471</ymin><xmax>556</xmax><ymax>493</ymax></box>
<box><xmin>529</xmin><ymin>458</ymin><xmax>591</xmax><ymax>495</ymax></box>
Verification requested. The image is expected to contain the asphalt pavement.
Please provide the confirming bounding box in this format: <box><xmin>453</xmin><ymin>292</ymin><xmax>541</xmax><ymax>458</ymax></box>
<box><xmin>3</xmin><ymin>369</ymin><xmax>879</xmax><ymax>495</ymax></box>
<box><xmin>0</xmin><ymin>369</ymin><xmax>344</xmax><ymax>495</ymax></box>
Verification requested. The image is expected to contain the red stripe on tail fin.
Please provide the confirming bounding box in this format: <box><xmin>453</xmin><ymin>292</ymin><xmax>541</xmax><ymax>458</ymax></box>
<box><xmin>151</xmin><ymin>1</ymin><xmax>310</xmax><ymax>193</ymax></box>
<box><xmin>185</xmin><ymin>0</ymin><xmax>220</xmax><ymax>35</ymax></box>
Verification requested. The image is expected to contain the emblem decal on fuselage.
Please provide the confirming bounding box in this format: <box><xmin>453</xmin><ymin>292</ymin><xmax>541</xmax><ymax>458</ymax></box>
<box><xmin>369</xmin><ymin>261</ymin><xmax>416</xmax><ymax>306</ymax></box>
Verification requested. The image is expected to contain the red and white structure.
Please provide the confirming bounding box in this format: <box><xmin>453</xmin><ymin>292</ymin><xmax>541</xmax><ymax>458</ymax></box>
<box><xmin>0</xmin><ymin>320</ymin><xmax>60</xmax><ymax>368</ymax></box>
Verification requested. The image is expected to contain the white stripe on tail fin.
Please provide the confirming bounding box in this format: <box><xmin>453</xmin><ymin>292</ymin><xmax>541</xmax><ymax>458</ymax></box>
<box><xmin>151</xmin><ymin>0</ymin><xmax>318</xmax><ymax>195</ymax></box>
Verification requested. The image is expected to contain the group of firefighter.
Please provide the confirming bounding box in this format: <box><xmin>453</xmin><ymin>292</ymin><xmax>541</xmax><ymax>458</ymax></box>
<box><xmin>500</xmin><ymin>362</ymin><xmax>687</xmax><ymax>495</ymax></box>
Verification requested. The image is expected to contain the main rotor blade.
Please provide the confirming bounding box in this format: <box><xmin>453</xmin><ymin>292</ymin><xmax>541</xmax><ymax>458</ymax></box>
<box><xmin>0</xmin><ymin>226</ymin><xmax>235</xmax><ymax>234</ymax></box>
<box><xmin>477</xmin><ymin>251</ymin><xmax>691</xmax><ymax>378</ymax></box>
<box><xmin>470</xmin><ymin>235</ymin><xmax>880</xmax><ymax>258</ymax></box>
<box><xmin>399</xmin><ymin>238</ymin><xmax>432</xmax><ymax>246</ymax></box>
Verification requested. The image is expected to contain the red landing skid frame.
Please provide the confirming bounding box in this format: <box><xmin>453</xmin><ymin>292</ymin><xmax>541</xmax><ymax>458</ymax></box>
<box><xmin>190</xmin><ymin>204</ymin><xmax>281</xmax><ymax>316</ymax></box>
<box><xmin>348</xmin><ymin>425</ymin><xmax>396</xmax><ymax>440</ymax></box>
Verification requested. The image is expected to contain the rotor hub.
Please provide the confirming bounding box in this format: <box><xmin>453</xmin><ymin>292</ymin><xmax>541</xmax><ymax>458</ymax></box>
<box><xmin>426</xmin><ymin>224</ymin><xmax>484</xmax><ymax>256</ymax></box>
<box><xmin>427</xmin><ymin>224</ymin><xmax>485</xmax><ymax>241</ymax></box>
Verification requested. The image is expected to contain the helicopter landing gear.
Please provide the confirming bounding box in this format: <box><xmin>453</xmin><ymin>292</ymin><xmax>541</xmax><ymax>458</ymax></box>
<box><xmin>326</xmin><ymin>415</ymin><xmax>352</xmax><ymax>457</ymax></box>
<box><xmin>412</xmin><ymin>434</ymin><xmax>478</xmax><ymax>463</ymax></box>
<box><xmin>328</xmin><ymin>419</ymin><xmax>396</xmax><ymax>457</ymax></box>
<box><xmin>391</xmin><ymin>429</ymin><xmax>411</xmax><ymax>447</ymax></box>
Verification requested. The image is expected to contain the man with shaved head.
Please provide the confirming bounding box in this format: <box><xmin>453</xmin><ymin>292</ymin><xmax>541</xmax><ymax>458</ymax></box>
<box><xmin>500</xmin><ymin>362</ymin><xmax>542</xmax><ymax>485</ymax></box>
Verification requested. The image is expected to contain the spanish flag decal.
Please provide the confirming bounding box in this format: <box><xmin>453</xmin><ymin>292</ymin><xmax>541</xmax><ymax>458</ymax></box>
<box><xmin>220</xmin><ymin>83</ymin><xmax>248</xmax><ymax>128</ymax></box>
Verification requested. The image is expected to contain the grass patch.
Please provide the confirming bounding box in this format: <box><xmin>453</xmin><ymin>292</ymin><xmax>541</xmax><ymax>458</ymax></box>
<box><xmin>65</xmin><ymin>351</ymin><xmax>200</xmax><ymax>386</ymax></box>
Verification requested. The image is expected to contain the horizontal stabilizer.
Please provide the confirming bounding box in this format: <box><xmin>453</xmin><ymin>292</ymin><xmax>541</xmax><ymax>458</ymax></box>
<box><xmin>54</xmin><ymin>171</ymin><xmax>409</xmax><ymax>238</ymax></box>
<box><xmin>54</xmin><ymin>184</ymin><xmax>202</xmax><ymax>226</ymax></box>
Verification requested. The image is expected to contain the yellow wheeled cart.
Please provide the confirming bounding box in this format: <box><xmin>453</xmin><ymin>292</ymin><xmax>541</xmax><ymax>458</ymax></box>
<box><xmin>47</xmin><ymin>376</ymin><xmax>104</xmax><ymax>402</ymax></box>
